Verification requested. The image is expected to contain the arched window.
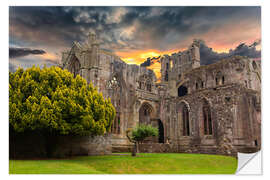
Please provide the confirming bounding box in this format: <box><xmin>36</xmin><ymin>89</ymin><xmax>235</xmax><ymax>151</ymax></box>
<box><xmin>165</xmin><ymin>71</ymin><xmax>168</xmax><ymax>81</ymax></box>
<box><xmin>202</xmin><ymin>100</ymin><xmax>212</xmax><ymax>135</ymax></box>
<box><xmin>178</xmin><ymin>85</ymin><xmax>188</xmax><ymax>97</ymax></box>
<box><xmin>139</xmin><ymin>103</ymin><xmax>153</xmax><ymax>125</ymax></box>
<box><xmin>68</xmin><ymin>57</ymin><xmax>81</xmax><ymax>77</ymax></box>
<box><xmin>182</xmin><ymin>104</ymin><xmax>190</xmax><ymax>136</ymax></box>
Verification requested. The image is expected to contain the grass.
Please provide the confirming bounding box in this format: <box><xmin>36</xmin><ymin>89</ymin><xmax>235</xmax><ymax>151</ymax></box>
<box><xmin>9</xmin><ymin>153</ymin><xmax>237</xmax><ymax>174</ymax></box>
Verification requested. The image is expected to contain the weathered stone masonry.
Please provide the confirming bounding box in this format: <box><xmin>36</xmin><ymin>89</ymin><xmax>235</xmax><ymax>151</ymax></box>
<box><xmin>61</xmin><ymin>33</ymin><xmax>261</xmax><ymax>156</ymax></box>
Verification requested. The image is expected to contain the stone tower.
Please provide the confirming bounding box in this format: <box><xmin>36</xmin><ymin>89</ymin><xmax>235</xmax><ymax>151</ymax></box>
<box><xmin>160</xmin><ymin>39</ymin><xmax>201</xmax><ymax>84</ymax></box>
<box><xmin>61</xmin><ymin>32</ymin><xmax>100</xmax><ymax>88</ymax></box>
<box><xmin>160</xmin><ymin>39</ymin><xmax>201</xmax><ymax>97</ymax></box>
<box><xmin>190</xmin><ymin>39</ymin><xmax>201</xmax><ymax>69</ymax></box>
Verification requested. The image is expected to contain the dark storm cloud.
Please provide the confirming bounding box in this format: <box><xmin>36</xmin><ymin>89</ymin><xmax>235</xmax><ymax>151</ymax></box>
<box><xmin>199</xmin><ymin>40</ymin><xmax>261</xmax><ymax>65</ymax></box>
<box><xmin>9</xmin><ymin>47</ymin><xmax>46</xmax><ymax>58</ymax></box>
<box><xmin>9</xmin><ymin>63</ymin><xmax>17</xmax><ymax>72</ymax></box>
<box><xmin>9</xmin><ymin>7</ymin><xmax>84</xmax><ymax>47</ymax></box>
<box><xmin>9</xmin><ymin>6</ymin><xmax>261</xmax><ymax>52</ymax></box>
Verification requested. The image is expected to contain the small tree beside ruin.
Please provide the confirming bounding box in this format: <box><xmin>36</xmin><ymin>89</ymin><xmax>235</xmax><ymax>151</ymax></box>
<box><xmin>126</xmin><ymin>125</ymin><xmax>158</xmax><ymax>156</ymax></box>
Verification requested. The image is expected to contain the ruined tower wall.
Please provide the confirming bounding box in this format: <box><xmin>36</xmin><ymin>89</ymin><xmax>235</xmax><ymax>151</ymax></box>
<box><xmin>175</xmin><ymin>57</ymin><xmax>261</xmax><ymax>97</ymax></box>
<box><xmin>160</xmin><ymin>40</ymin><xmax>200</xmax><ymax>83</ymax></box>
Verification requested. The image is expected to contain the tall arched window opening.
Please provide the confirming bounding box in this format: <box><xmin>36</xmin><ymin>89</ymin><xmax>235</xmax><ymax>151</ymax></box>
<box><xmin>165</xmin><ymin>71</ymin><xmax>168</xmax><ymax>81</ymax></box>
<box><xmin>68</xmin><ymin>57</ymin><xmax>81</xmax><ymax>77</ymax></box>
<box><xmin>203</xmin><ymin>100</ymin><xmax>212</xmax><ymax>135</ymax></box>
<box><xmin>182</xmin><ymin>104</ymin><xmax>190</xmax><ymax>136</ymax></box>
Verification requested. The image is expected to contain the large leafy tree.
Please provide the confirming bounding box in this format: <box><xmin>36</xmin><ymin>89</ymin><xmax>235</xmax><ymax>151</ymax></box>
<box><xmin>9</xmin><ymin>66</ymin><xmax>116</xmax><ymax>137</ymax></box>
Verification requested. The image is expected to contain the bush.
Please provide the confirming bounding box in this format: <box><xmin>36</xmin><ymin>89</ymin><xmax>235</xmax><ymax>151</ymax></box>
<box><xmin>131</xmin><ymin>124</ymin><xmax>158</xmax><ymax>143</ymax></box>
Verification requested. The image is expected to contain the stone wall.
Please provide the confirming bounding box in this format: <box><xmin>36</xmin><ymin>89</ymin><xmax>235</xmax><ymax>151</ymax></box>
<box><xmin>138</xmin><ymin>143</ymin><xmax>178</xmax><ymax>153</ymax></box>
<box><xmin>138</xmin><ymin>143</ymin><xmax>233</xmax><ymax>156</ymax></box>
<box><xmin>160</xmin><ymin>83</ymin><xmax>261</xmax><ymax>156</ymax></box>
<box><xmin>9</xmin><ymin>133</ymin><xmax>112</xmax><ymax>159</ymax></box>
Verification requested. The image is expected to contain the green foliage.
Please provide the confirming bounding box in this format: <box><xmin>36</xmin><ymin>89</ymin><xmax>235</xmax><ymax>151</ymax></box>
<box><xmin>9</xmin><ymin>66</ymin><xmax>116</xmax><ymax>136</ymax></box>
<box><xmin>131</xmin><ymin>124</ymin><xmax>158</xmax><ymax>142</ymax></box>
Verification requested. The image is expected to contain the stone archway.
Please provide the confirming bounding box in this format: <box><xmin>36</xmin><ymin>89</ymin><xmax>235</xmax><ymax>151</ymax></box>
<box><xmin>139</xmin><ymin>102</ymin><xmax>154</xmax><ymax>125</ymax></box>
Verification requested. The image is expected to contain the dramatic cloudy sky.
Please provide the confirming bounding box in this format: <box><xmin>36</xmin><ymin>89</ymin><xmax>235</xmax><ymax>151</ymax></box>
<box><xmin>9</xmin><ymin>6</ymin><xmax>261</xmax><ymax>76</ymax></box>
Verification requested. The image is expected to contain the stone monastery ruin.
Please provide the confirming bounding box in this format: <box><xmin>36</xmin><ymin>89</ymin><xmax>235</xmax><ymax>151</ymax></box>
<box><xmin>61</xmin><ymin>32</ymin><xmax>261</xmax><ymax>156</ymax></box>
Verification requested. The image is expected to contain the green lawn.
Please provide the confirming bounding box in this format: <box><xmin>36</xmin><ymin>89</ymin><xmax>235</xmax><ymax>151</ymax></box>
<box><xmin>9</xmin><ymin>153</ymin><xmax>237</xmax><ymax>174</ymax></box>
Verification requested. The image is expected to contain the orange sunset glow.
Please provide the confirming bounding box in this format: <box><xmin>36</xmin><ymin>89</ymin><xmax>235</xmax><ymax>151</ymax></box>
<box><xmin>39</xmin><ymin>53</ymin><xmax>58</xmax><ymax>62</ymax></box>
<box><xmin>116</xmin><ymin>49</ymin><xmax>178</xmax><ymax>79</ymax></box>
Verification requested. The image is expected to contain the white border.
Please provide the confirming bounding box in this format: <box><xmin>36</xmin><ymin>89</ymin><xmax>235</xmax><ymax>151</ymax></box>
<box><xmin>2</xmin><ymin>0</ymin><xmax>270</xmax><ymax>180</ymax></box>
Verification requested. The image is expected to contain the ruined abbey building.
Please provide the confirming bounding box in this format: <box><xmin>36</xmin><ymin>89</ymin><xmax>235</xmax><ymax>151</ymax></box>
<box><xmin>61</xmin><ymin>32</ymin><xmax>261</xmax><ymax>156</ymax></box>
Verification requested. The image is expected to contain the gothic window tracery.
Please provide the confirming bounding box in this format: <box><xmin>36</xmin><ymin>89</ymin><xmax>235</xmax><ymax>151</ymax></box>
<box><xmin>107</xmin><ymin>76</ymin><xmax>120</xmax><ymax>89</ymax></box>
<box><xmin>68</xmin><ymin>57</ymin><xmax>81</xmax><ymax>77</ymax></box>
<box><xmin>139</xmin><ymin>103</ymin><xmax>153</xmax><ymax>125</ymax></box>
<box><xmin>138</xmin><ymin>75</ymin><xmax>153</xmax><ymax>92</ymax></box>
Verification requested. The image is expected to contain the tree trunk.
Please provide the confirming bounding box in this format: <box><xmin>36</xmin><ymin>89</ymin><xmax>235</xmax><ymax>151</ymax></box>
<box><xmin>45</xmin><ymin>134</ymin><xmax>58</xmax><ymax>158</ymax></box>
<box><xmin>132</xmin><ymin>142</ymin><xmax>137</xmax><ymax>156</ymax></box>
